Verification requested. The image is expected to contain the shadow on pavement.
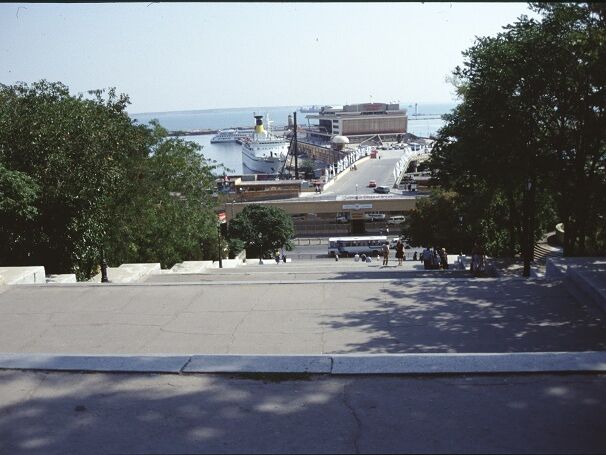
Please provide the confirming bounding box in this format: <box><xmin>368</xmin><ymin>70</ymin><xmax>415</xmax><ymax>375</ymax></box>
<box><xmin>321</xmin><ymin>277</ymin><xmax>606</xmax><ymax>354</ymax></box>
<box><xmin>1</xmin><ymin>370</ymin><xmax>606</xmax><ymax>454</ymax></box>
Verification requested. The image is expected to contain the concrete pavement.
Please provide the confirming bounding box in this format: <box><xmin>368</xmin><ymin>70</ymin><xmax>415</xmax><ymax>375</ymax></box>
<box><xmin>1</xmin><ymin>370</ymin><xmax>605</xmax><ymax>454</ymax></box>
<box><xmin>1</xmin><ymin>276</ymin><xmax>605</xmax><ymax>356</ymax></box>
<box><xmin>2</xmin><ymin>258</ymin><xmax>606</xmax><ymax>454</ymax></box>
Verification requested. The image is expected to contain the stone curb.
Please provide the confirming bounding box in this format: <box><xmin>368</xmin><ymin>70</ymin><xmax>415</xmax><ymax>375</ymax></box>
<box><xmin>185</xmin><ymin>355</ymin><xmax>333</xmax><ymax>373</ymax></box>
<box><xmin>330</xmin><ymin>352</ymin><xmax>606</xmax><ymax>374</ymax></box>
<box><xmin>0</xmin><ymin>354</ymin><xmax>190</xmax><ymax>373</ymax></box>
<box><xmin>1</xmin><ymin>352</ymin><xmax>606</xmax><ymax>375</ymax></box>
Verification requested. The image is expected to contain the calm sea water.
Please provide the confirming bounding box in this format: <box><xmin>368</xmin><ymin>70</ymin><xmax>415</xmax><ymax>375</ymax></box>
<box><xmin>130</xmin><ymin>103</ymin><xmax>456</xmax><ymax>175</ymax></box>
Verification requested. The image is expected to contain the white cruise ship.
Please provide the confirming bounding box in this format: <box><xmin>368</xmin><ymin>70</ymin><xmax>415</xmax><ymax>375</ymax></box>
<box><xmin>210</xmin><ymin>129</ymin><xmax>253</xmax><ymax>143</ymax></box>
<box><xmin>241</xmin><ymin>115</ymin><xmax>289</xmax><ymax>174</ymax></box>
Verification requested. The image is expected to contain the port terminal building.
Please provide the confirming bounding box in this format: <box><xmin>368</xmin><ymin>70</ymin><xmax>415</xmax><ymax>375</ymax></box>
<box><xmin>303</xmin><ymin>102</ymin><xmax>408</xmax><ymax>144</ymax></box>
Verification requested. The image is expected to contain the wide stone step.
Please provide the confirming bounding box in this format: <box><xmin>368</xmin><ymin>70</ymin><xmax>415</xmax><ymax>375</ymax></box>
<box><xmin>1</xmin><ymin>277</ymin><xmax>605</xmax><ymax>356</ymax></box>
<box><xmin>144</xmin><ymin>267</ymin><xmax>478</xmax><ymax>283</ymax></box>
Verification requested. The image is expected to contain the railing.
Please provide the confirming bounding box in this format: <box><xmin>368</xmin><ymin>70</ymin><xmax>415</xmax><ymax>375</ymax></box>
<box><xmin>533</xmin><ymin>243</ymin><xmax>563</xmax><ymax>265</ymax></box>
<box><xmin>393</xmin><ymin>146</ymin><xmax>432</xmax><ymax>187</ymax></box>
<box><xmin>323</xmin><ymin>146</ymin><xmax>373</xmax><ymax>184</ymax></box>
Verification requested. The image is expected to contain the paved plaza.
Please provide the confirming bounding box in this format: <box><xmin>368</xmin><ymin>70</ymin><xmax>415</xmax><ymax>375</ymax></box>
<box><xmin>1</xmin><ymin>274</ymin><xmax>605</xmax><ymax>355</ymax></box>
<box><xmin>1</xmin><ymin>259</ymin><xmax>605</xmax><ymax>453</ymax></box>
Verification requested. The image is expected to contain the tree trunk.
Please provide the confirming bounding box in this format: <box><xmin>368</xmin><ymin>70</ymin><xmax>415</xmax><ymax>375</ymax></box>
<box><xmin>506</xmin><ymin>190</ymin><xmax>518</xmax><ymax>258</ymax></box>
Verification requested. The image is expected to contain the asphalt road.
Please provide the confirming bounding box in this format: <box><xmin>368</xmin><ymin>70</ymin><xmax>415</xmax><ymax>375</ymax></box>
<box><xmin>2</xmin><ymin>370</ymin><xmax>605</xmax><ymax>454</ymax></box>
<box><xmin>323</xmin><ymin>149</ymin><xmax>406</xmax><ymax>198</ymax></box>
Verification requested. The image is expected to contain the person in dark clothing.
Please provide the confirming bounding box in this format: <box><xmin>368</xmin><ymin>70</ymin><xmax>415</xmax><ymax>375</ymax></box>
<box><xmin>395</xmin><ymin>240</ymin><xmax>405</xmax><ymax>266</ymax></box>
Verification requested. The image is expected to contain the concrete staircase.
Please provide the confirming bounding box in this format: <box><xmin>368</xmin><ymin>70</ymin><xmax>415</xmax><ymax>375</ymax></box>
<box><xmin>533</xmin><ymin>243</ymin><xmax>563</xmax><ymax>265</ymax></box>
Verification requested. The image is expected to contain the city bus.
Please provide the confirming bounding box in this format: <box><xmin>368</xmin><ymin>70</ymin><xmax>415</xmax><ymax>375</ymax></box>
<box><xmin>327</xmin><ymin>236</ymin><xmax>388</xmax><ymax>257</ymax></box>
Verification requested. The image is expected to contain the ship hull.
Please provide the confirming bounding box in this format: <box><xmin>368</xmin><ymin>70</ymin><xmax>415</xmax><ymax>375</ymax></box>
<box><xmin>242</xmin><ymin>146</ymin><xmax>287</xmax><ymax>174</ymax></box>
<box><xmin>241</xmin><ymin>114</ymin><xmax>289</xmax><ymax>174</ymax></box>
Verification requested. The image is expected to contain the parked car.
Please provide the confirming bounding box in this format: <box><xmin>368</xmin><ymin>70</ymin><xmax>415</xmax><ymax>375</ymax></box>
<box><xmin>387</xmin><ymin>215</ymin><xmax>406</xmax><ymax>224</ymax></box>
<box><xmin>368</xmin><ymin>180</ymin><xmax>377</xmax><ymax>188</ymax></box>
<box><xmin>374</xmin><ymin>185</ymin><xmax>390</xmax><ymax>194</ymax></box>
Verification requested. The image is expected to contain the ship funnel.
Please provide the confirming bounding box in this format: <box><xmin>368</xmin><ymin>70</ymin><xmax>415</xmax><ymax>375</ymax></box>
<box><xmin>254</xmin><ymin>115</ymin><xmax>265</xmax><ymax>135</ymax></box>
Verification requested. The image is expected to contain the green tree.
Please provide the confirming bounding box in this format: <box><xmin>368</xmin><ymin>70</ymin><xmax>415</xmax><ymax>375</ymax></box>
<box><xmin>105</xmin><ymin>121</ymin><xmax>221</xmax><ymax>269</ymax></box>
<box><xmin>430</xmin><ymin>2</ymin><xmax>606</xmax><ymax>273</ymax></box>
<box><xmin>0</xmin><ymin>80</ymin><xmax>149</xmax><ymax>277</ymax></box>
<box><xmin>227</xmin><ymin>205</ymin><xmax>294</xmax><ymax>258</ymax></box>
<box><xmin>0</xmin><ymin>80</ymin><xmax>221</xmax><ymax>279</ymax></box>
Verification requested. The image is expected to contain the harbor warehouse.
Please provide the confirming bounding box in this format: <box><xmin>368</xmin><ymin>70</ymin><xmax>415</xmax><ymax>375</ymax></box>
<box><xmin>306</xmin><ymin>103</ymin><xmax>408</xmax><ymax>143</ymax></box>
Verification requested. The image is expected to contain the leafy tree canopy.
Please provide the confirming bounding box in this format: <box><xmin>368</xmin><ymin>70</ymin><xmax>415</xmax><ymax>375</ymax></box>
<box><xmin>0</xmin><ymin>80</ymin><xmax>221</xmax><ymax>279</ymax></box>
<box><xmin>227</xmin><ymin>205</ymin><xmax>294</xmax><ymax>258</ymax></box>
<box><xmin>430</xmin><ymin>2</ymin><xmax>605</xmax><ymax>258</ymax></box>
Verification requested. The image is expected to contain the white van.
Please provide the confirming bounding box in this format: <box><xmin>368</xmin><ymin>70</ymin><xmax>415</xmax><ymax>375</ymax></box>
<box><xmin>387</xmin><ymin>215</ymin><xmax>406</xmax><ymax>225</ymax></box>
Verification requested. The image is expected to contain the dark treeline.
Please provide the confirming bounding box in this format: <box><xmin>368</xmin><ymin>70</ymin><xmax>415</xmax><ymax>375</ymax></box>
<box><xmin>407</xmin><ymin>3</ymin><xmax>606</xmax><ymax>266</ymax></box>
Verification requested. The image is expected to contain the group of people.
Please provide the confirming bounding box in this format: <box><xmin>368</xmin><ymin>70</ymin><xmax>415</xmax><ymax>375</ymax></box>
<box><xmin>370</xmin><ymin>240</ymin><xmax>406</xmax><ymax>267</ymax></box>
<box><xmin>350</xmin><ymin>239</ymin><xmax>410</xmax><ymax>267</ymax></box>
<box><xmin>418</xmin><ymin>246</ymin><xmax>449</xmax><ymax>270</ymax></box>
<box><xmin>354</xmin><ymin>253</ymin><xmax>374</xmax><ymax>263</ymax></box>
<box><xmin>274</xmin><ymin>248</ymin><xmax>287</xmax><ymax>264</ymax></box>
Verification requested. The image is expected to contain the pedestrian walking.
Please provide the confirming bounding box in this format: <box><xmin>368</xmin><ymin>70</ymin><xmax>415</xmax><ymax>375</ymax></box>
<box><xmin>281</xmin><ymin>247</ymin><xmax>287</xmax><ymax>263</ymax></box>
<box><xmin>440</xmin><ymin>247</ymin><xmax>448</xmax><ymax>269</ymax></box>
<box><xmin>433</xmin><ymin>248</ymin><xmax>441</xmax><ymax>269</ymax></box>
<box><xmin>382</xmin><ymin>243</ymin><xmax>390</xmax><ymax>266</ymax></box>
<box><xmin>413</xmin><ymin>251</ymin><xmax>418</xmax><ymax>261</ymax></box>
<box><xmin>422</xmin><ymin>246</ymin><xmax>432</xmax><ymax>270</ymax></box>
<box><xmin>396</xmin><ymin>240</ymin><xmax>404</xmax><ymax>266</ymax></box>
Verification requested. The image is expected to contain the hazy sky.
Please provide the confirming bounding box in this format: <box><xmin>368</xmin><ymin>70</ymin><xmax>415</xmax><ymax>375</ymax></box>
<box><xmin>1</xmin><ymin>2</ymin><xmax>537</xmax><ymax>113</ymax></box>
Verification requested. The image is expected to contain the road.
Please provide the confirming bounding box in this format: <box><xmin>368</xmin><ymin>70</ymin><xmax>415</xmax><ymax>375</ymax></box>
<box><xmin>325</xmin><ymin>148</ymin><xmax>405</xmax><ymax>197</ymax></box>
<box><xmin>294</xmin><ymin>149</ymin><xmax>411</xmax><ymax>202</ymax></box>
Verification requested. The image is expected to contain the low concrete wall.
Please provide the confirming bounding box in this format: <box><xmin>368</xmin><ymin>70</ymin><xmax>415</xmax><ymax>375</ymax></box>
<box><xmin>0</xmin><ymin>266</ymin><xmax>46</xmax><ymax>285</ymax></box>
<box><xmin>90</xmin><ymin>263</ymin><xmax>161</xmax><ymax>283</ymax></box>
<box><xmin>46</xmin><ymin>274</ymin><xmax>77</xmax><ymax>283</ymax></box>
<box><xmin>546</xmin><ymin>257</ymin><xmax>606</xmax><ymax>279</ymax></box>
<box><xmin>546</xmin><ymin>257</ymin><xmax>606</xmax><ymax>313</ymax></box>
<box><xmin>568</xmin><ymin>266</ymin><xmax>606</xmax><ymax>313</ymax></box>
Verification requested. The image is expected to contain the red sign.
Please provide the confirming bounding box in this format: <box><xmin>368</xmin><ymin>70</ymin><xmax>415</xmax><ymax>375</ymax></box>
<box><xmin>217</xmin><ymin>212</ymin><xmax>226</xmax><ymax>223</ymax></box>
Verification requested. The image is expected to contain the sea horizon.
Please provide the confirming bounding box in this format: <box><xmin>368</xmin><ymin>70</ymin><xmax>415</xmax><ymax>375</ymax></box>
<box><xmin>130</xmin><ymin>102</ymin><xmax>457</xmax><ymax>175</ymax></box>
<box><xmin>130</xmin><ymin>101</ymin><xmax>458</xmax><ymax>117</ymax></box>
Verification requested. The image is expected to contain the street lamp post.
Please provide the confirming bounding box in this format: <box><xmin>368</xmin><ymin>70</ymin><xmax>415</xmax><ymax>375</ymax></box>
<box><xmin>459</xmin><ymin>216</ymin><xmax>464</xmax><ymax>255</ymax></box>
<box><xmin>217</xmin><ymin>223</ymin><xmax>223</xmax><ymax>269</ymax></box>
<box><xmin>523</xmin><ymin>178</ymin><xmax>534</xmax><ymax>278</ymax></box>
<box><xmin>355</xmin><ymin>184</ymin><xmax>359</xmax><ymax>200</ymax></box>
